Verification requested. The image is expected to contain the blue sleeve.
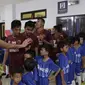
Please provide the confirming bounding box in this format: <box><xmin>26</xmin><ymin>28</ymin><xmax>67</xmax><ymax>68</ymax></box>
<box><xmin>35</xmin><ymin>56</ymin><xmax>42</xmax><ymax>61</ymax></box>
<box><xmin>59</xmin><ymin>55</ymin><xmax>64</xmax><ymax>70</ymax></box>
<box><xmin>19</xmin><ymin>81</ymin><xmax>25</xmax><ymax>85</ymax></box>
<box><xmin>22</xmin><ymin>76</ymin><xmax>25</xmax><ymax>83</ymax></box>
<box><xmin>49</xmin><ymin>61</ymin><xmax>60</xmax><ymax>72</ymax></box>
<box><xmin>33</xmin><ymin>67</ymin><xmax>38</xmax><ymax>81</ymax></box>
<box><xmin>81</xmin><ymin>46</ymin><xmax>85</xmax><ymax>57</ymax></box>
<box><xmin>67</xmin><ymin>50</ymin><xmax>71</xmax><ymax>61</ymax></box>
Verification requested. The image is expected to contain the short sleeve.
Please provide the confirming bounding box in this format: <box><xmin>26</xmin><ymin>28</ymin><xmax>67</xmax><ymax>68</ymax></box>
<box><xmin>59</xmin><ymin>55</ymin><xmax>64</xmax><ymax>70</ymax></box>
<box><xmin>35</xmin><ymin>56</ymin><xmax>42</xmax><ymax>62</ymax></box>
<box><xmin>81</xmin><ymin>46</ymin><xmax>85</xmax><ymax>57</ymax></box>
<box><xmin>33</xmin><ymin>67</ymin><xmax>38</xmax><ymax>81</ymax></box>
<box><xmin>49</xmin><ymin>61</ymin><xmax>60</xmax><ymax>72</ymax></box>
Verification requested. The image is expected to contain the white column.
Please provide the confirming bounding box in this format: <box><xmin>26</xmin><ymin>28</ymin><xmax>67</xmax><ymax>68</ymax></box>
<box><xmin>4</xmin><ymin>4</ymin><xmax>16</xmax><ymax>30</ymax></box>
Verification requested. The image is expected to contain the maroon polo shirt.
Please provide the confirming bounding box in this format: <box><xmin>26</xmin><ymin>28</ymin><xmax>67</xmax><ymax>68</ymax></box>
<box><xmin>22</xmin><ymin>32</ymin><xmax>39</xmax><ymax>51</ymax></box>
<box><xmin>5</xmin><ymin>33</ymin><xmax>26</xmax><ymax>73</ymax></box>
<box><xmin>34</xmin><ymin>29</ymin><xmax>52</xmax><ymax>43</ymax></box>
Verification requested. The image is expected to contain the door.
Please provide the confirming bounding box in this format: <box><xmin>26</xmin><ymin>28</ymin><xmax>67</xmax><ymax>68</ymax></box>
<box><xmin>57</xmin><ymin>14</ymin><xmax>85</xmax><ymax>36</ymax></box>
<box><xmin>0</xmin><ymin>23</ymin><xmax>5</xmax><ymax>38</ymax></box>
<box><xmin>57</xmin><ymin>16</ymin><xmax>74</xmax><ymax>36</ymax></box>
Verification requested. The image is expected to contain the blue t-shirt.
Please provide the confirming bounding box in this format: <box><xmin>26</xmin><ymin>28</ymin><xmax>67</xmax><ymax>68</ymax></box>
<box><xmin>22</xmin><ymin>72</ymin><xmax>36</xmax><ymax>85</ymax></box>
<box><xmin>11</xmin><ymin>81</ymin><xmax>24</xmax><ymax>85</ymax></box>
<box><xmin>67</xmin><ymin>47</ymin><xmax>75</xmax><ymax>63</ymax></box>
<box><xmin>81</xmin><ymin>44</ymin><xmax>85</xmax><ymax>57</ymax></box>
<box><xmin>57</xmin><ymin>53</ymin><xmax>69</xmax><ymax>85</ymax></box>
<box><xmin>37</xmin><ymin>58</ymin><xmax>60</xmax><ymax>78</ymax></box>
<box><xmin>58</xmin><ymin>53</ymin><xmax>69</xmax><ymax>74</ymax></box>
<box><xmin>72</xmin><ymin>46</ymin><xmax>83</xmax><ymax>63</ymax></box>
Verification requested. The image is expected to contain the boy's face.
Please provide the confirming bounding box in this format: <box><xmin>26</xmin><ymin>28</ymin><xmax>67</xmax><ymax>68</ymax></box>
<box><xmin>12</xmin><ymin>73</ymin><xmax>22</xmax><ymax>84</ymax></box>
<box><xmin>25</xmin><ymin>26</ymin><xmax>33</xmax><ymax>33</ymax></box>
<box><xmin>24</xmin><ymin>54</ymin><xmax>32</xmax><ymax>60</ymax></box>
<box><xmin>61</xmin><ymin>45</ymin><xmax>68</xmax><ymax>53</ymax></box>
<box><xmin>35</xmin><ymin>19</ymin><xmax>43</xmax><ymax>29</ymax></box>
<box><xmin>40</xmin><ymin>48</ymin><xmax>48</xmax><ymax>56</ymax></box>
<box><xmin>12</xmin><ymin>27</ymin><xmax>21</xmax><ymax>36</ymax></box>
<box><xmin>74</xmin><ymin>40</ymin><xmax>79</xmax><ymax>45</ymax></box>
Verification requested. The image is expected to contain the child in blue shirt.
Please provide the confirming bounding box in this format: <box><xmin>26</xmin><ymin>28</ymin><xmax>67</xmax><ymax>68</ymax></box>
<box><xmin>66</xmin><ymin>37</ymin><xmax>75</xmax><ymax>85</ymax></box>
<box><xmin>78</xmin><ymin>33</ymin><xmax>85</xmax><ymax>82</ymax></box>
<box><xmin>37</xmin><ymin>44</ymin><xmax>60</xmax><ymax>85</ymax></box>
<box><xmin>72</xmin><ymin>36</ymin><xmax>83</xmax><ymax>85</ymax></box>
<box><xmin>24</xmin><ymin>50</ymin><xmax>38</xmax><ymax>82</ymax></box>
<box><xmin>24</xmin><ymin>50</ymin><xmax>35</xmax><ymax>60</ymax></box>
<box><xmin>22</xmin><ymin>58</ymin><xmax>37</xmax><ymax>85</ymax></box>
<box><xmin>10</xmin><ymin>67</ymin><xmax>24</xmax><ymax>85</ymax></box>
<box><xmin>56</xmin><ymin>40</ymin><xmax>69</xmax><ymax>85</ymax></box>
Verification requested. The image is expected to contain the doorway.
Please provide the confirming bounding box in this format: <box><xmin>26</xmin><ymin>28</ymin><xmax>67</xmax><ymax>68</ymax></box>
<box><xmin>0</xmin><ymin>22</ymin><xmax>5</xmax><ymax>38</ymax></box>
<box><xmin>57</xmin><ymin>14</ymin><xmax>85</xmax><ymax>36</ymax></box>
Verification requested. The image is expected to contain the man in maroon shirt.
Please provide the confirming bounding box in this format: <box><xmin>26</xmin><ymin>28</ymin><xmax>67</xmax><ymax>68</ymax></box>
<box><xmin>34</xmin><ymin>18</ymin><xmax>52</xmax><ymax>46</ymax></box>
<box><xmin>22</xmin><ymin>21</ymin><xmax>39</xmax><ymax>56</ymax></box>
<box><xmin>3</xmin><ymin>20</ymin><xmax>32</xmax><ymax>74</ymax></box>
<box><xmin>34</xmin><ymin>18</ymin><xmax>53</xmax><ymax>57</ymax></box>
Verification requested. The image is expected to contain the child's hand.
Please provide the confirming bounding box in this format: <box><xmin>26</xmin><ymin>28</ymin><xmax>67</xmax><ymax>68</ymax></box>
<box><xmin>48</xmin><ymin>76</ymin><xmax>55</xmax><ymax>81</ymax></box>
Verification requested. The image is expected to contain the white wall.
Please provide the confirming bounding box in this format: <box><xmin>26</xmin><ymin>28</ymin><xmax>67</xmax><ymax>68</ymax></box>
<box><xmin>16</xmin><ymin>0</ymin><xmax>85</xmax><ymax>29</ymax></box>
<box><xmin>57</xmin><ymin>0</ymin><xmax>85</xmax><ymax>16</ymax></box>
<box><xmin>4</xmin><ymin>4</ymin><xmax>13</xmax><ymax>30</ymax></box>
<box><xmin>3</xmin><ymin>4</ymin><xmax>16</xmax><ymax>30</ymax></box>
<box><xmin>0</xmin><ymin>0</ymin><xmax>85</xmax><ymax>29</ymax></box>
<box><xmin>0</xmin><ymin>6</ymin><xmax>5</xmax><ymax>22</ymax></box>
<box><xmin>16</xmin><ymin>0</ymin><xmax>57</xmax><ymax>29</ymax></box>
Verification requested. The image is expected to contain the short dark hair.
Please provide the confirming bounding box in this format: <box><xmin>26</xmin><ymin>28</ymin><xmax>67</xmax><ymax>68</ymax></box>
<box><xmin>11</xmin><ymin>67</ymin><xmax>24</xmax><ymax>76</ymax></box>
<box><xmin>77</xmin><ymin>32</ymin><xmax>85</xmax><ymax>40</ymax></box>
<box><xmin>57</xmin><ymin>40</ymin><xmax>68</xmax><ymax>52</ymax></box>
<box><xmin>24</xmin><ymin>21</ymin><xmax>35</xmax><ymax>29</ymax></box>
<box><xmin>38</xmin><ymin>18</ymin><xmax>45</xmax><ymax>24</ymax></box>
<box><xmin>24</xmin><ymin>58</ymin><xmax>37</xmax><ymax>72</ymax></box>
<box><xmin>73</xmin><ymin>36</ymin><xmax>80</xmax><ymax>44</ymax></box>
<box><xmin>25</xmin><ymin>50</ymin><xmax>35</xmax><ymax>58</ymax></box>
<box><xmin>67</xmin><ymin>36</ymin><xmax>75</xmax><ymax>45</ymax></box>
<box><xmin>53</xmin><ymin>24</ymin><xmax>62</xmax><ymax>32</ymax></box>
<box><xmin>11</xmin><ymin>20</ymin><xmax>21</xmax><ymax>29</ymax></box>
<box><xmin>40</xmin><ymin>44</ymin><xmax>52</xmax><ymax>53</ymax></box>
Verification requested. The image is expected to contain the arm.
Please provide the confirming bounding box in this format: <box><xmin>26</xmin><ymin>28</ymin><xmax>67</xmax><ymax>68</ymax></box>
<box><xmin>48</xmin><ymin>68</ymin><xmax>60</xmax><ymax>80</ymax></box>
<box><xmin>0</xmin><ymin>40</ymin><xmax>23</xmax><ymax>49</ymax></box>
<box><xmin>3</xmin><ymin>49</ymin><xmax>9</xmax><ymax>65</ymax></box>
<box><xmin>0</xmin><ymin>38</ymin><xmax>32</xmax><ymax>49</ymax></box>
<box><xmin>54</xmin><ymin>68</ymin><xmax>60</xmax><ymax>77</ymax></box>
<box><xmin>60</xmin><ymin>70</ymin><xmax>66</xmax><ymax>85</ymax></box>
<box><xmin>48</xmin><ymin>61</ymin><xmax>60</xmax><ymax>80</ymax></box>
<box><xmin>43</xmin><ymin>40</ymin><xmax>53</xmax><ymax>45</ymax></box>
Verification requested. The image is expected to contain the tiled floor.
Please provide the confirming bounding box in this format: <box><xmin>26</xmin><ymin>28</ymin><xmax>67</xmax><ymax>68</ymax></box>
<box><xmin>1</xmin><ymin>76</ymin><xmax>56</xmax><ymax>85</ymax></box>
<box><xmin>1</xmin><ymin>76</ymin><xmax>10</xmax><ymax>85</ymax></box>
<box><xmin>1</xmin><ymin>77</ymin><xmax>85</xmax><ymax>85</ymax></box>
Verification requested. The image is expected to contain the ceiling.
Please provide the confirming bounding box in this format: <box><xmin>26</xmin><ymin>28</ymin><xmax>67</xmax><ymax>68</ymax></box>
<box><xmin>0</xmin><ymin>0</ymin><xmax>31</xmax><ymax>6</ymax></box>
